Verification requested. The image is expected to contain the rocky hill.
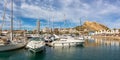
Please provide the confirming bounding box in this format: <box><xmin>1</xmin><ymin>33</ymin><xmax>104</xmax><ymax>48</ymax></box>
<box><xmin>74</xmin><ymin>21</ymin><xmax>109</xmax><ymax>31</ymax></box>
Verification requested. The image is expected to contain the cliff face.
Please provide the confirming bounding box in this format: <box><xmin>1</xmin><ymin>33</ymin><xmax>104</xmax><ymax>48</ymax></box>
<box><xmin>75</xmin><ymin>21</ymin><xmax>109</xmax><ymax>31</ymax></box>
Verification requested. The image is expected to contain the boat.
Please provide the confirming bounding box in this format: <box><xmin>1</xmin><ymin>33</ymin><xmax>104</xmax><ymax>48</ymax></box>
<box><xmin>26</xmin><ymin>20</ymin><xmax>45</xmax><ymax>53</ymax></box>
<box><xmin>27</xmin><ymin>34</ymin><xmax>40</xmax><ymax>39</ymax></box>
<box><xmin>0</xmin><ymin>40</ymin><xmax>26</xmax><ymax>51</ymax></box>
<box><xmin>0</xmin><ymin>0</ymin><xmax>27</xmax><ymax>51</ymax></box>
<box><xmin>50</xmin><ymin>35</ymin><xmax>85</xmax><ymax>47</ymax></box>
<box><xmin>44</xmin><ymin>34</ymin><xmax>53</xmax><ymax>42</ymax></box>
<box><xmin>78</xmin><ymin>36</ymin><xmax>84</xmax><ymax>40</ymax></box>
<box><xmin>26</xmin><ymin>40</ymin><xmax>45</xmax><ymax>53</ymax></box>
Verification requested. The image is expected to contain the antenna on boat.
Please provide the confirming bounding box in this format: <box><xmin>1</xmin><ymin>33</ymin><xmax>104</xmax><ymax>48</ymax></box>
<box><xmin>10</xmin><ymin>0</ymin><xmax>13</xmax><ymax>41</ymax></box>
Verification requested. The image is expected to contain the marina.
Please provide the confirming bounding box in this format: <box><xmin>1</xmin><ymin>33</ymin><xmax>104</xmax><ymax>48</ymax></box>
<box><xmin>0</xmin><ymin>0</ymin><xmax>120</xmax><ymax>60</ymax></box>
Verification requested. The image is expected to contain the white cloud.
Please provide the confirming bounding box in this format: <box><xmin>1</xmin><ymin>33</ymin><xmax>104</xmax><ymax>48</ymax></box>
<box><xmin>20</xmin><ymin>2</ymin><xmax>65</xmax><ymax>22</ymax></box>
<box><xmin>1</xmin><ymin>0</ymin><xmax>120</xmax><ymax>29</ymax></box>
<box><xmin>18</xmin><ymin>0</ymin><xmax>120</xmax><ymax>29</ymax></box>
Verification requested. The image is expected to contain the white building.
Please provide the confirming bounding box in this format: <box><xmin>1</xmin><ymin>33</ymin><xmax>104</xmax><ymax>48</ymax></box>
<box><xmin>42</xmin><ymin>27</ymin><xmax>51</xmax><ymax>33</ymax></box>
<box><xmin>93</xmin><ymin>29</ymin><xmax>119</xmax><ymax>36</ymax></box>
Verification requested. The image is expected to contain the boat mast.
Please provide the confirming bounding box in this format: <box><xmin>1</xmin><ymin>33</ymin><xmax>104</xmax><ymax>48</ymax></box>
<box><xmin>37</xmin><ymin>19</ymin><xmax>40</xmax><ymax>35</ymax></box>
<box><xmin>19</xmin><ymin>20</ymin><xmax>21</xmax><ymax>30</ymax></box>
<box><xmin>80</xmin><ymin>18</ymin><xmax>82</xmax><ymax>26</ymax></box>
<box><xmin>79</xmin><ymin>18</ymin><xmax>82</xmax><ymax>36</ymax></box>
<box><xmin>52</xmin><ymin>15</ymin><xmax>54</xmax><ymax>34</ymax></box>
<box><xmin>0</xmin><ymin>0</ymin><xmax>7</xmax><ymax>32</ymax></box>
<box><xmin>10</xmin><ymin>0</ymin><xmax>13</xmax><ymax>40</ymax></box>
<box><xmin>63</xmin><ymin>14</ymin><xmax>66</xmax><ymax>28</ymax></box>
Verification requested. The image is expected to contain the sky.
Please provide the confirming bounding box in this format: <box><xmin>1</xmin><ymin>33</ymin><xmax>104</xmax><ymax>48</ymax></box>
<box><xmin>0</xmin><ymin>0</ymin><xmax>120</xmax><ymax>30</ymax></box>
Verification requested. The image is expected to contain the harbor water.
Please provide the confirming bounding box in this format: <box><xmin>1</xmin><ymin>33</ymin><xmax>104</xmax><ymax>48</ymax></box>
<box><xmin>0</xmin><ymin>39</ymin><xmax>120</xmax><ymax>60</ymax></box>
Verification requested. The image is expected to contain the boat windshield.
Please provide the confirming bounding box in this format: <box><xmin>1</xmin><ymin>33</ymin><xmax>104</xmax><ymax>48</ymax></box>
<box><xmin>29</xmin><ymin>37</ymin><xmax>43</xmax><ymax>41</ymax></box>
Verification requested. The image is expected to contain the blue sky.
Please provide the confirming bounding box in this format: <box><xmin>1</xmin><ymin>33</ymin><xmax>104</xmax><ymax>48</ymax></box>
<box><xmin>0</xmin><ymin>0</ymin><xmax>120</xmax><ymax>30</ymax></box>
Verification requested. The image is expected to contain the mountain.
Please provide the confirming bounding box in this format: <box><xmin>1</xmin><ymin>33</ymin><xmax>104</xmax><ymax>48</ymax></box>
<box><xmin>74</xmin><ymin>21</ymin><xmax>109</xmax><ymax>31</ymax></box>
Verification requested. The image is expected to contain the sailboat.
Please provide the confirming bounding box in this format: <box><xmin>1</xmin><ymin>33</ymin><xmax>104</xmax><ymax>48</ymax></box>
<box><xmin>0</xmin><ymin>0</ymin><xmax>27</xmax><ymax>51</ymax></box>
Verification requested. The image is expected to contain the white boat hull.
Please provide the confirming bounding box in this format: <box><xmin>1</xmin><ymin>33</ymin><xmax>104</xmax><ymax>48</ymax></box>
<box><xmin>29</xmin><ymin>46</ymin><xmax>45</xmax><ymax>52</ymax></box>
<box><xmin>0</xmin><ymin>43</ymin><xmax>26</xmax><ymax>51</ymax></box>
<box><xmin>51</xmin><ymin>40</ymin><xmax>84</xmax><ymax>47</ymax></box>
<box><xmin>26</xmin><ymin>41</ymin><xmax>45</xmax><ymax>53</ymax></box>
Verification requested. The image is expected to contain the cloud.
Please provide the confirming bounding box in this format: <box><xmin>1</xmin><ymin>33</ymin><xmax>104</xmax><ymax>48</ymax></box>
<box><xmin>1</xmin><ymin>0</ymin><xmax>120</xmax><ymax>29</ymax></box>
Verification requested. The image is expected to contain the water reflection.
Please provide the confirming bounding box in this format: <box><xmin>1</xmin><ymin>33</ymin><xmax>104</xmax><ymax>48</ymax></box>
<box><xmin>0</xmin><ymin>49</ymin><xmax>46</xmax><ymax>60</ymax></box>
<box><xmin>85</xmin><ymin>38</ymin><xmax>120</xmax><ymax>47</ymax></box>
<box><xmin>45</xmin><ymin>46</ymin><xmax>84</xmax><ymax>60</ymax></box>
<box><xmin>0</xmin><ymin>38</ymin><xmax>120</xmax><ymax>60</ymax></box>
<box><xmin>0</xmin><ymin>49</ymin><xmax>27</xmax><ymax>60</ymax></box>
